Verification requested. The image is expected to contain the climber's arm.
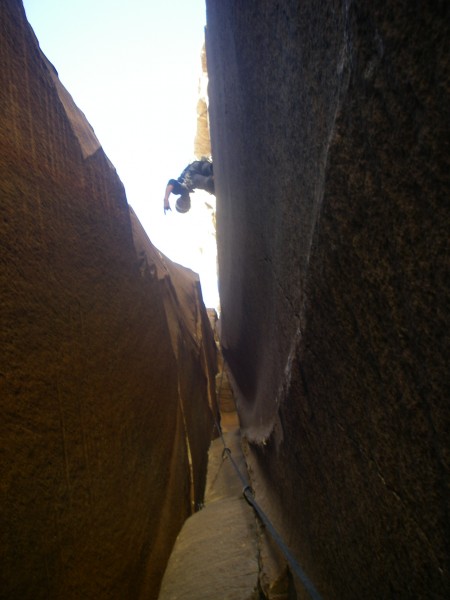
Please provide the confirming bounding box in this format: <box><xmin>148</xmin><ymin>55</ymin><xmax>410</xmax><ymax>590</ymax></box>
<box><xmin>164</xmin><ymin>183</ymin><xmax>174</xmax><ymax>213</ymax></box>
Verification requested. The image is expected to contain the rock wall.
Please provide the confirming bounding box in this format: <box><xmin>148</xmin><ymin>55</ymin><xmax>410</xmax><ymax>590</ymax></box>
<box><xmin>206</xmin><ymin>1</ymin><xmax>449</xmax><ymax>598</ymax></box>
<box><xmin>0</xmin><ymin>2</ymin><xmax>215</xmax><ymax>598</ymax></box>
<box><xmin>194</xmin><ymin>44</ymin><xmax>212</xmax><ymax>160</ymax></box>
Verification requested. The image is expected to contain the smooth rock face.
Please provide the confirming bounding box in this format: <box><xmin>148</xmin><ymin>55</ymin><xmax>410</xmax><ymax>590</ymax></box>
<box><xmin>206</xmin><ymin>1</ymin><xmax>449</xmax><ymax>598</ymax></box>
<box><xmin>0</xmin><ymin>2</ymin><xmax>215</xmax><ymax>598</ymax></box>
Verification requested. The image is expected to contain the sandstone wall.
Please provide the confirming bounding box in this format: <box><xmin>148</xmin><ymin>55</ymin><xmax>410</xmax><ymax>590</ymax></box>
<box><xmin>194</xmin><ymin>44</ymin><xmax>212</xmax><ymax>160</ymax></box>
<box><xmin>206</xmin><ymin>1</ymin><xmax>449</xmax><ymax>598</ymax></box>
<box><xmin>0</xmin><ymin>2</ymin><xmax>215</xmax><ymax>598</ymax></box>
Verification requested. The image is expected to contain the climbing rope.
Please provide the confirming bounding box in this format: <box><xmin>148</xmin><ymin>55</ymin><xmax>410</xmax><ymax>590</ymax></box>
<box><xmin>214</xmin><ymin>360</ymin><xmax>323</xmax><ymax>600</ymax></box>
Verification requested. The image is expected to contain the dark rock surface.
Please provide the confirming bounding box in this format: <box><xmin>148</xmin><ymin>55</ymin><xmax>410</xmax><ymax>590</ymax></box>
<box><xmin>0</xmin><ymin>2</ymin><xmax>215</xmax><ymax>598</ymax></box>
<box><xmin>206</xmin><ymin>1</ymin><xmax>449</xmax><ymax>598</ymax></box>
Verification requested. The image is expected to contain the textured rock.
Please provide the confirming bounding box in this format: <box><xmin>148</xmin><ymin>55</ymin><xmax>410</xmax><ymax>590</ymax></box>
<box><xmin>194</xmin><ymin>44</ymin><xmax>212</xmax><ymax>160</ymax></box>
<box><xmin>206</xmin><ymin>1</ymin><xmax>449</xmax><ymax>598</ymax></box>
<box><xmin>0</xmin><ymin>2</ymin><xmax>215</xmax><ymax>598</ymax></box>
<box><xmin>158</xmin><ymin>427</ymin><xmax>259</xmax><ymax>600</ymax></box>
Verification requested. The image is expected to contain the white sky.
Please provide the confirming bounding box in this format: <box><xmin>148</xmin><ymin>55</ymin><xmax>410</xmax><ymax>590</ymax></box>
<box><xmin>22</xmin><ymin>0</ymin><xmax>219</xmax><ymax>309</ymax></box>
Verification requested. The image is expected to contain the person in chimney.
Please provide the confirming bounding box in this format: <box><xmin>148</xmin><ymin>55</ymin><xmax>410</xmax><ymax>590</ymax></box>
<box><xmin>163</xmin><ymin>158</ymin><xmax>214</xmax><ymax>214</ymax></box>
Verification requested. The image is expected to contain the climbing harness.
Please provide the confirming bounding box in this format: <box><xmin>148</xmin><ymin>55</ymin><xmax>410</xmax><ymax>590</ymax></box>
<box><xmin>214</xmin><ymin>361</ymin><xmax>323</xmax><ymax>600</ymax></box>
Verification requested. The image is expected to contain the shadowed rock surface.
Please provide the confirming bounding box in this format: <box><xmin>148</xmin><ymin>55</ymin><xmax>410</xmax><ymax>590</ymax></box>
<box><xmin>0</xmin><ymin>2</ymin><xmax>216</xmax><ymax>598</ymax></box>
<box><xmin>206</xmin><ymin>1</ymin><xmax>449</xmax><ymax>598</ymax></box>
<box><xmin>158</xmin><ymin>426</ymin><xmax>260</xmax><ymax>600</ymax></box>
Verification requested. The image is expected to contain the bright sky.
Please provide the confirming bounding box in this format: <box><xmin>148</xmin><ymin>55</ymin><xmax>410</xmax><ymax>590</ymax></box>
<box><xmin>22</xmin><ymin>0</ymin><xmax>219</xmax><ymax>309</ymax></box>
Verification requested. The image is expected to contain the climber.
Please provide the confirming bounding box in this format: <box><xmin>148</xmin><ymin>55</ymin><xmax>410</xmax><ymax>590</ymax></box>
<box><xmin>163</xmin><ymin>158</ymin><xmax>214</xmax><ymax>214</ymax></box>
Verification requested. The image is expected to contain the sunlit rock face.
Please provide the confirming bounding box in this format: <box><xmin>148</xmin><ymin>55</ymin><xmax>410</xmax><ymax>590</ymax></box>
<box><xmin>194</xmin><ymin>44</ymin><xmax>211</xmax><ymax>160</ymax></box>
<box><xmin>0</xmin><ymin>2</ymin><xmax>215</xmax><ymax>598</ymax></box>
<box><xmin>206</xmin><ymin>1</ymin><xmax>449</xmax><ymax>598</ymax></box>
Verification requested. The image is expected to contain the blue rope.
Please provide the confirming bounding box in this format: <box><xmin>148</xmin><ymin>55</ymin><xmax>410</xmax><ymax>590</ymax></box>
<box><xmin>242</xmin><ymin>486</ymin><xmax>323</xmax><ymax>600</ymax></box>
<box><xmin>214</xmin><ymin>365</ymin><xmax>323</xmax><ymax>600</ymax></box>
